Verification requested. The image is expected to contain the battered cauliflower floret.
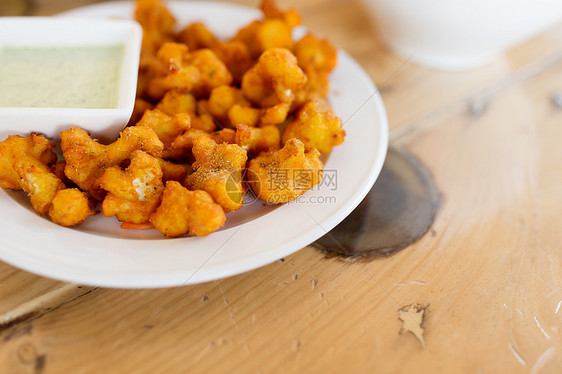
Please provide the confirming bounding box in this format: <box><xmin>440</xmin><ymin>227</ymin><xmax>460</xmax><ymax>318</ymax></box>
<box><xmin>212</xmin><ymin>40</ymin><xmax>253</xmax><ymax>83</ymax></box>
<box><xmin>201</xmin><ymin>85</ymin><xmax>251</xmax><ymax>127</ymax></box>
<box><xmin>176</xmin><ymin>22</ymin><xmax>218</xmax><ymax>51</ymax></box>
<box><xmin>235</xmin><ymin>123</ymin><xmax>280</xmax><ymax>156</ymax></box>
<box><xmin>100</xmin><ymin>150</ymin><xmax>164</xmax><ymax>224</ymax></box>
<box><xmin>228</xmin><ymin>102</ymin><xmax>291</xmax><ymax>127</ymax></box>
<box><xmin>158</xmin><ymin>158</ymin><xmax>188</xmax><ymax>182</ymax></box>
<box><xmin>241</xmin><ymin>48</ymin><xmax>307</xmax><ymax>108</ymax></box>
<box><xmin>191</xmin><ymin>114</ymin><xmax>218</xmax><ymax>132</ymax></box>
<box><xmin>170</xmin><ymin>128</ymin><xmax>236</xmax><ymax>156</ymax></box>
<box><xmin>155</xmin><ymin>89</ymin><xmax>217</xmax><ymax>132</ymax></box>
<box><xmin>184</xmin><ymin>136</ymin><xmax>247</xmax><ymax>211</ymax></box>
<box><xmin>234</xmin><ymin>19</ymin><xmax>293</xmax><ymax>59</ymax></box>
<box><xmin>147</xmin><ymin>42</ymin><xmax>233</xmax><ymax>100</ymax></box>
<box><xmin>135</xmin><ymin>109</ymin><xmax>191</xmax><ymax>159</ymax></box>
<box><xmin>260</xmin><ymin>0</ymin><xmax>301</xmax><ymax>29</ymax></box>
<box><xmin>150</xmin><ymin>181</ymin><xmax>226</xmax><ymax>237</ymax></box>
<box><xmin>294</xmin><ymin>33</ymin><xmax>337</xmax><ymax>97</ymax></box>
<box><xmin>228</xmin><ymin>104</ymin><xmax>262</xmax><ymax>127</ymax></box>
<box><xmin>248</xmin><ymin>138</ymin><xmax>323</xmax><ymax>204</ymax></box>
<box><xmin>135</xmin><ymin>0</ymin><xmax>176</xmax><ymax>55</ymax></box>
<box><xmin>282</xmin><ymin>99</ymin><xmax>345</xmax><ymax>154</ymax></box>
<box><xmin>0</xmin><ymin>134</ymin><xmax>64</xmax><ymax>214</ymax></box>
<box><xmin>61</xmin><ymin>126</ymin><xmax>163</xmax><ymax>200</ymax></box>
<box><xmin>155</xmin><ymin>89</ymin><xmax>198</xmax><ymax>117</ymax></box>
<box><xmin>48</xmin><ymin>188</ymin><xmax>95</xmax><ymax>227</ymax></box>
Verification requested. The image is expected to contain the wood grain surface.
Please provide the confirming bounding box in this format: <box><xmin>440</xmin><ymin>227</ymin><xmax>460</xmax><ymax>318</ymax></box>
<box><xmin>1</xmin><ymin>1</ymin><xmax>562</xmax><ymax>373</ymax></box>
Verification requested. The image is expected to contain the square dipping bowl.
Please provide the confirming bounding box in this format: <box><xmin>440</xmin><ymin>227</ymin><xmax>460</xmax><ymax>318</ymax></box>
<box><xmin>0</xmin><ymin>18</ymin><xmax>142</xmax><ymax>141</ymax></box>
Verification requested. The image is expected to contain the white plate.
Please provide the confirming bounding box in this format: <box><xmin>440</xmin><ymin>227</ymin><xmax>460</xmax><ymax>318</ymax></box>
<box><xmin>0</xmin><ymin>1</ymin><xmax>388</xmax><ymax>288</ymax></box>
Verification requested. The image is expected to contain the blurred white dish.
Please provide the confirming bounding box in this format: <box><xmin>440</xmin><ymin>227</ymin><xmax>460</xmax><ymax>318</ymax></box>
<box><xmin>360</xmin><ymin>0</ymin><xmax>562</xmax><ymax>70</ymax></box>
<box><xmin>0</xmin><ymin>18</ymin><xmax>141</xmax><ymax>141</ymax></box>
<box><xmin>0</xmin><ymin>1</ymin><xmax>388</xmax><ymax>288</ymax></box>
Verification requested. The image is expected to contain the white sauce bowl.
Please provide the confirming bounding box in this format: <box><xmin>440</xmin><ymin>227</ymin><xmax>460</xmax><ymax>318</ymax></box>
<box><xmin>0</xmin><ymin>18</ymin><xmax>141</xmax><ymax>141</ymax></box>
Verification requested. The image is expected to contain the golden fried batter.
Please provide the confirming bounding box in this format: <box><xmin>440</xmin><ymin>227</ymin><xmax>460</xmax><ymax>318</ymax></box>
<box><xmin>184</xmin><ymin>136</ymin><xmax>247</xmax><ymax>211</ymax></box>
<box><xmin>100</xmin><ymin>150</ymin><xmax>164</xmax><ymax>223</ymax></box>
<box><xmin>241</xmin><ymin>48</ymin><xmax>307</xmax><ymax>108</ymax></box>
<box><xmin>294</xmin><ymin>33</ymin><xmax>337</xmax><ymax>97</ymax></box>
<box><xmin>248</xmin><ymin>138</ymin><xmax>323</xmax><ymax>204</ymax></box>
<box><xmin>170</xmin><ymin>128</ymin><xmax>236</xmax><ymax>156</ymax></box>
<box><xmin>0</xmin><ymin>134</ymin><xmax>63</xmax><ymax>214</ymax></box>
<box><xmin>135</xmin><ymin>0</ymin><xmax>176</xmax><ymax>55</ymax></box>
<box><xmin>50</xmin><ymin>160</ymin><xmax>67</xmax><ymax>182</ymax></box>
<box><xmin>158</xmin><ymin>158</ymin><xmax>188</xmax><ymax>182</ymax></box>
<box><xmin>155</xmin><ymin>89</ymin><xmax>197</xmax><ymax>116</ymax></box>
<box><xmin>176</xmin><ymin>22</ymin><xmax>218</xmax><ymax>51</ymax></box>
<box><xmin>191</xmin><ymin>113</ymin><xmax>218</xmax><ymax>132</ymax></box>
<box><xmin>155</xmin><ymin>89</ymin><xmax>218</xmax><ymax>132</ymax></box>
<box><xmin>61</xmin><ymin>127</ymin><xmax>163</xmax><ymax>200</ymax></box>
<box><xmin>150</xmin><ymin>181</ymin><xmax>226</xmax><ymax>237</ymax></box>
<box><xmin>135</xmin><ymin>109</ymin><xmax>191</xmax><ymax>158</ymax></box>
<box><xmin>212</xmin><ymin>40</ymin><xmax>253</xmax><ymax>83</ymax></box>
<box><xmin>201</xmin><ymin>85</ymin><xmax>250</xmax><ymax>127</ymax></box>
<box><xmin>294</xmin><ymin>33</ymin><xmax>337</xmax><ymax>76</ymax></box>
<box><xmin>282</xmin><ymin>99</ymin><xmax>345</xmax><ymax>154</ymax></box>
<box><xmin>147</xmin><ymin>42</ymin><xmax>233</xmax><ymax>100</ymax></box>
<box><xmin>48</xmin><ymin>188</ymin><xmax>94</xmax><ymax>227</ymax></box>
<box><xmin>234</xmin><ymin>19</ymin><xmax>293</xmax><ymax>59</ymax></box>
<box><xmin>228</xmin><ymin>104</ymin><xmax>261</xmax><ymax>127</ymax></box>
<box><xmin>236</xmin><ymin>123</ymin><xmax>280</xmax><ymax>156</ymax></box>
<box><xmin>260</xmin><ymin>0</ymin><xmax>301</xmax><ymax>29</ymax></box>
<box><xmin>228</xmin><ymin>102</ymin><xmax>291</xmax><ymax>127</ymax></box>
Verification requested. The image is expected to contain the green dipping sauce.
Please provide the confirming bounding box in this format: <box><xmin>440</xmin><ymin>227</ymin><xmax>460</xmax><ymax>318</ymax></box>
<box><xmin>0</xmin><ymin>45</ymin><xmax>124</xmax><ymax>109</ymax></box>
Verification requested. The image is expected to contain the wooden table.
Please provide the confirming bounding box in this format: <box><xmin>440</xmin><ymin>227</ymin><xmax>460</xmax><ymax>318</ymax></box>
<box><xmin>1</xmin><ymin>1</ymin><xmax>562</xmax><ymax>372</ymax></box>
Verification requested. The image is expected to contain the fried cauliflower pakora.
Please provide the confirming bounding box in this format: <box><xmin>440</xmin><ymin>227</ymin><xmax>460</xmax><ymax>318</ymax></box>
<box><xmin>61</xmin><ymin>126</ymin><xmax>163</xmax><ymax>200</ymax></box>
<box><xmin>201</xmin><ymin>85</ymin><xmax>250</xmax><ymax>127</ymax></box>
<box><xmin>282</xmin><ymin>99</ymin><xmax>345</xmax><ymax>154</ymax></box>
<box><xmin>241</xmin><ymin>48</ymin><xmax>307</xmax><ymax>108</ymax></box>
<box><xmin>150</xmin><ymin>181</ymin><xmax>226</xmax><ymax>237</ymax></box>
<box><xmin>228</xmin><ymin>102</ymin><xmax>291</xmax><ymax>127</ymax></box>
<box><xmin>135</xmin><ymin>109</ymin><xmax>191</xmax><ymax>158</ymax></box>
<box><xmin>147</xmin><ymin>42</ymin><xmax>233</xmax><ymax>100</ymax></box>
<box><xmin>100</xmin><ymin>150</ymin><xmax>164</xmax><ymax>223</ymax></box>
<box><xmin>170</xmin><ymin>128</ymin><xmax>236</xmax><ymax>156</ymax></box>
<box><xmin>248</xmin><ymin>138</ymin><xmax>323</xmax><ymax>204</ymax></box>
<box><xmin>156</xmin><ymin>89</ymin><xmax>197</xmax><ymax>116</ymax></box>
<box><xmin>155</xmin><ymin>89</ymin><xmax>218</xmax><ymax>132</ymax></box>
<box><xmin>177</xmin><ymin>22</ymin><xmax>218</xmax><ymax>51</ymax></box>
<box><xmin>134</xmin><ymin>0</ymin><xmax>177</xmax><ymax>99</ymax></box>
<box><xmin>135</xmin><ymin>0</ymin><xmax>176</xmax><ymax>55</ymax></box>
<box><xmin>212</xmin><ymin>40</ymin><xmax>253</xmax><ymax>83</ymax></box>
<box><xmin>234</xmin><ymin>19</ymin><xmax>293</xmax><ymax>59</ymax></box>
<box><xmin>235</xmin><ymin>123</ymin><xmax>280</xmax><ymax>156</ymax></box>
<box><xmin>260</xmin><ymin>0</ymin><xmax>301</xmax><ymax>29</ymax></box>
<box><xmin>48</xmin><ymin>188</ymin><xmax>94</xmax><ymax>227</ymax></box>
<box><xmin>158</xmin><ymin>158</ymin><xmax>188</xmax><ymax>182</ymax></box>
<box><xmin>294</xmin><ymin>33</ymin><xmax>338</xmax><ymax>97</ymax></box>
<box><xmin>0</xmin><ymin>134</ymin><xmax>63</xmax><ymax>214</ymax></box>
<box><xmin>0</xmin><ymin>0</ymin><xmax>344</xmax><ymax>237</ymax></box>
<box><xmin>184</xmin><ymin>136</ymin><xmax>247</xmax><ymax>211</ymax></box>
